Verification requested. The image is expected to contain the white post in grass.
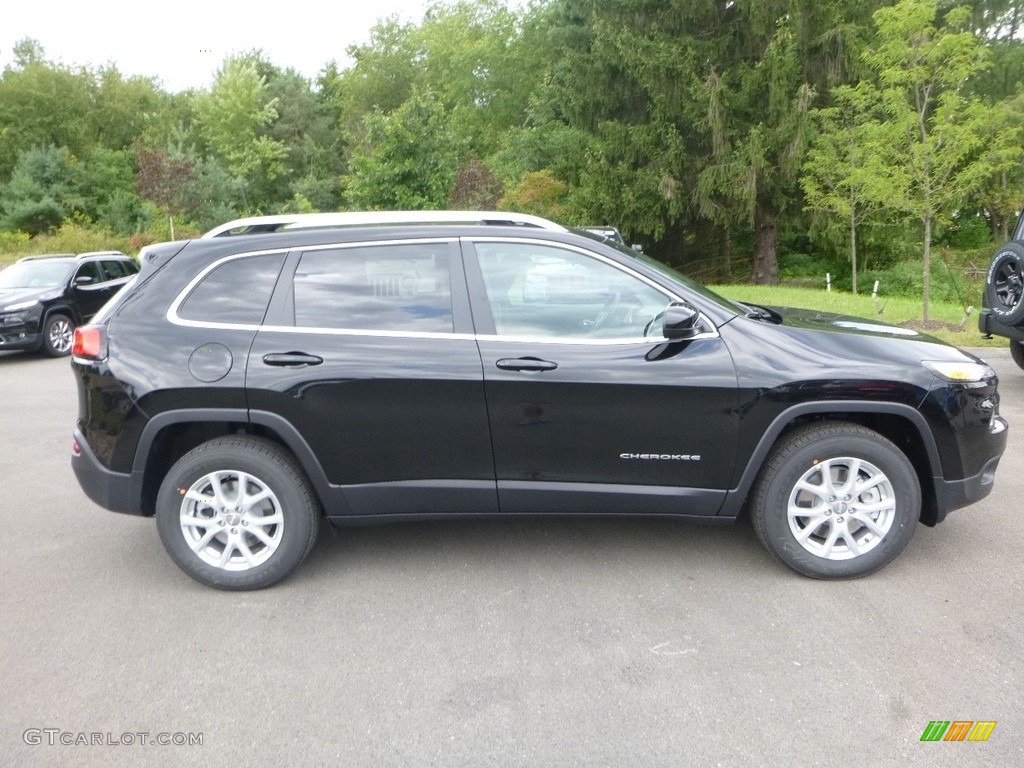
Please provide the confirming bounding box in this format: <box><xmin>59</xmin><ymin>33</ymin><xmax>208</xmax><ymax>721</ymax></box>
<box><xmin>826</xmin><ymin>273</ymin><xmax>831</xmax><ymax>293</ymax></box>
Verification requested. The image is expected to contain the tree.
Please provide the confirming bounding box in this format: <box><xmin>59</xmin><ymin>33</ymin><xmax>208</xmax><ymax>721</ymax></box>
<box><xmin>803</xmin><ymin>84</ymin><xmax>893</xmax><ymax>293</ymax></box>
<box><xmin>135</xmin><ymin>142</ymin><xmax>196</xmax><ymax>238</ymax></box>
<box><xmin>0</xmin><ymin>51</ymin><xmax>93</xmax><ymax>179</ymax></box>
<box><xmin>344</xmin><ymin>90</ymin><xmax>459</xmax><ymax>210</ymax></box>
<box><xmin>0</xmin><ymin>146</ymin><xmax>78</xmax><ymax>234</ymax></box>
<box><xmin>858</xmin><ymin>0</ymin><xmax>1004</xmax><ymax>319</ymax></box>
<box><xmin>192</xmin><ymin>56</ymin><xmax>287</xmax><ymax>212</ymax></box>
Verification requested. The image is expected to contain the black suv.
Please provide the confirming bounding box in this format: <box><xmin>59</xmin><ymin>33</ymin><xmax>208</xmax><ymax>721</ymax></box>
<box><xmin>70</xmin><ymin>212</ymin><xmax>1008</xmax><ymax>589</ymax></box>
<box><xmin>0</xmin><ymin>251</ymin><xmax>139</xmax><ymax>356</ymax></box>
<box><xmin>979</xmin><ymin>211</ymin><xmax>1024</xmax><ymax>368</ymax></box>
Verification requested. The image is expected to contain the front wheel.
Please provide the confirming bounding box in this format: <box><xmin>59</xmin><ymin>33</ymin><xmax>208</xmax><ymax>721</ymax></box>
<box><xmin>42</xmin><ymin>313</ymin><xmax>74</xmax><ymax>357</ymax></box>
<box><xmin>751</xmin><ymin>423</ymin><xmax>920</xmax><ymax>579</ymax></box>
<box><xmin>155</xmin><ymin>436</ymin><xmax>320</xmax><ymax>590</ymax></box>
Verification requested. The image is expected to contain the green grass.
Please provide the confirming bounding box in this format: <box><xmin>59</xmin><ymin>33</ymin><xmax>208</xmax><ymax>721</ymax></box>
<box><xmin>709</xmin><ymin>283</ymin><xmax>1002</xmax><ymax>348</ymax></box>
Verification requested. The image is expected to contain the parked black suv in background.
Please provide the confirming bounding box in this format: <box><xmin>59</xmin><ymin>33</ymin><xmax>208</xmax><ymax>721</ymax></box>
<box><xmin>70</xmin><ymin>212</ymin><xmax>1007</xmax><ymax>589</ymax></box>
<box><xmin>0</xmin><ymin>251</ymin><xmax>138</xmax><ymax>356</ymax></box>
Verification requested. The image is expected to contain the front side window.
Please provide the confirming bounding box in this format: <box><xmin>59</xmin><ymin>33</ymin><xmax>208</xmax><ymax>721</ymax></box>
<box><xmin>293</xmin><ymin>244</ymin><xmax>453</xmax><ymax>333</ymax></box>
<box><xmin>474</xmin><ymin>242</ymin><xmax>669</xmax><ymax>339</ymax></box>
<box><xmin>74</xmin><ymin>262</ymin><xmax>103</xmax><ymax>284</ymax></box>
<box><xmin>178</xmin><ymin>253</ymin><xmax>286</xmax><ymax>325</ymax></box>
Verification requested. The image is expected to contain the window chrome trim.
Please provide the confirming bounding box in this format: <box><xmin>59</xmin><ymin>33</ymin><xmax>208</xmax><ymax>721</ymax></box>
<box><xmin>167</xmin><ymin>248</ymin><xmax>291</xmax><ymax>329</ymax></box>
<box><xmin>167</xmin><ymin>237</ymin><xmax>721</xmax><ymax>343</ymax></box>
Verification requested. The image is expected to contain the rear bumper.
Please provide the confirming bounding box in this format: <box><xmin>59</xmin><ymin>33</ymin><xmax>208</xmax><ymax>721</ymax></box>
<box><xmin>71</xmin><ymin>429</ymin><xmax>144</xmax><ymax>515</ymax></box>
<box><xmin>979</xmin><ymin>309</ymin><xmax>1024</xmax><ymax>341</ymax></box>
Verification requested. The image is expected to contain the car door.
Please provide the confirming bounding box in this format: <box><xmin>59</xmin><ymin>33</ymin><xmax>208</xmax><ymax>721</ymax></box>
<box><xmin>245</xmin><ymin>238</ymin><xmax>497</xmax><ymax>518</ymax></box>
<box><xmin>71</xmin><ymin>261</ymin><xmax>115</xmax><ymax>321</ymax></box>
<box><xmin>465</xmin><ymin>237</ymin><xmax>740</xmax><ymax>517</ymax></box>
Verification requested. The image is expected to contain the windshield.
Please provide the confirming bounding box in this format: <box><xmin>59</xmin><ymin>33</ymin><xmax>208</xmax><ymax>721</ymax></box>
<box><xmin>570</xmin><ymin>229</ymin><xmax>745</xmax><ymax>314</ymax></box>
<box><xmin>0</xmin><ymin>260</ymin><xmax>74</xmax><ymax>289</ymax></box>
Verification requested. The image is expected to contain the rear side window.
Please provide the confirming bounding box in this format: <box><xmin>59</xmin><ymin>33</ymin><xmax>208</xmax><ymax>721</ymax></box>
<box><xmin>102</xmin><ymin>260</ymin><xmax>135</xmax><ymax>279</ymax></box>
<box><xmin>178</xmin><ymin>253</ymin><xmax>286</xmax><ymax>325</ymax></box>
<box><xmin>293</xmin><ymin>244</ymin><xmax>453</xmax><ymax>333</ymax></box>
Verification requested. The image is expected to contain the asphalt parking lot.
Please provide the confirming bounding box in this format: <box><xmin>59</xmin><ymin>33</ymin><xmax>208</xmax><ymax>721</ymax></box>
<box><xmin>1</xmin><ymin>348</ymin><xmax>1021</xmax><ymax>767</ymax></box>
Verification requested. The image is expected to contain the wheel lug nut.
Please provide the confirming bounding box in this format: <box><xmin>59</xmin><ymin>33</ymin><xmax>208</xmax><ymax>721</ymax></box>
<box><xmin>837</xmin><ymin>516</ymin><xmax>844</xmax><ymax>523</ymax></box>
<box><xmin>231</xmin><ymin>528</ymin><xmax>237</xmax><ymax>534</ymax></box>
<box><xmin>241</xmin><ymin>520</ymin><xmax>247</xmax><ymax>526</ymax></box>
<box><xmin>219</xmin><ymin>520</ymin><xmax>225</xmax><ymax>526</ymax></box>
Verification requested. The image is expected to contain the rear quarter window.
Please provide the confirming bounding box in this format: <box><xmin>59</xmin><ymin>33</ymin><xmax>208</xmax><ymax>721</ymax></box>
<box><xmin>178</xmin><ymin>253</ymin><xmax>286</xmax><ymax>325</ymax></box>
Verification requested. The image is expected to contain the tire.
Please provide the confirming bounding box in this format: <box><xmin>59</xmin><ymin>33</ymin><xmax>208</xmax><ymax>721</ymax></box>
<box><xmin>1010</xmin><ymin>340</ymin><xmax>1024</xmax><ymax>371</ymax></box>
<box><xmin>155</xmin><ymin>436</ymin><xmax>320</xmax><ymax>590</ymax></box>
<box><xmin>985</xmin><ymin>243</ymin><xmax>1024</xmax><ymax>324</ymax></box>
<box><xmin>41</xmin><ymin>313</ymin><xmax>74</xmax><ymax>357</ymax></box>
<box><xmin>750</xmin><ymin>422</ymin><xmax>920</xmax><ymax>579</ymax></box>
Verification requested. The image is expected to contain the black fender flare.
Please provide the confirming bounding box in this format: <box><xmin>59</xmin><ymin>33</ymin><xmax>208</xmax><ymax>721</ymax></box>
<box><xmin>717</xmin><ymin>401</ymin><xmax>941</xmax><ymax>517</ymax></box>
<box><xmin>130</xmin><ymin>408</ymin><xmax>348</xmax><ymax>515</ymax></box>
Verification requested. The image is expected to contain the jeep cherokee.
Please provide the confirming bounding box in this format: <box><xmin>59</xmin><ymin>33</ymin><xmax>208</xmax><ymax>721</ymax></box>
<box><xmin>69</xmin><ymin>211</ymin><xmax>1008</xmax><ymax>589</ymax></box>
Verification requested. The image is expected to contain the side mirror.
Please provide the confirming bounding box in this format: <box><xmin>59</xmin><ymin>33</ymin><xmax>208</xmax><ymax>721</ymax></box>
<box><xmin>74</xmin><ymin>275</ymin><xmax>95</xmax><ymax>286</ymax></box>
<box><xmin>663</xmin><ymin>302</ymin><xmax>701</xmax><ymax>340</ymax></box>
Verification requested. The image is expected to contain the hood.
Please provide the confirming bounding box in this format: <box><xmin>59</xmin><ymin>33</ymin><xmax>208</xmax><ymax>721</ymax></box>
<box><xmin>0</xmin><ymin>287</ymin><xmax>53</xmax><ymax>310</ymax></box>
<box><xmin>763</xmin><ymin>305</ymin><xmax>940</xmax><ymax>342</ymax></box>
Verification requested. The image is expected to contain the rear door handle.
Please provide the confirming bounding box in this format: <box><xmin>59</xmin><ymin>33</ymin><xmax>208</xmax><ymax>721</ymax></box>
<box><xmin>495</xmin><ymin>357</ymin><xmax>558</xmax><ymax>372</ymax></box>
<box><xmin>262</xmin><ymin>352</ymin><xmax>324</xmax><ymax>368</ymax></box>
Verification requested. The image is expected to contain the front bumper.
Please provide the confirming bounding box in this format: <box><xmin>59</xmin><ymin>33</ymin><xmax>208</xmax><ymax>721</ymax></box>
<box><xmin>931</xmin><ymin>445</ymin><xmax>1005</xmax><ymax>524</ymax></box>
<box><xmin>71</xmin><ymin>429</ymin><xmax>143</xmax><ymax>515</ymax></box>
<box><xmin>0</xmin><ymin>329</ymin><xmax>41</xmax><ymax>351</ymax></box>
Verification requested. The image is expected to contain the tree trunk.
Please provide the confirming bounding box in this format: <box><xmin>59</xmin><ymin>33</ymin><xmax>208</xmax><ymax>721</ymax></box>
<box><xmin>752</xmin><ymin>200</ymin><xmax>779</xmax><ymax>284</ymax></box>
<box><xmin>923</xmin><ymin>212</ymin><xmax>931</xmax><ymax>323</ymax></box>
<box><xmin>850</xmin><ymin>200</ymin><xmax>858</xmax><ymax>295</ymax></box>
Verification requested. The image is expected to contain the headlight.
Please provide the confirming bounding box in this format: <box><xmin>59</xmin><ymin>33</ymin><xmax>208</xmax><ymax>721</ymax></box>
<box><xmin>2</xmin><ymin>299</ymin><xmax>39</xmax><ymax>312</ymax></box>
<box><xmin>922</xmin><ymin>360</ymin><xmax>994</xmax><ymax>382</ymax></box>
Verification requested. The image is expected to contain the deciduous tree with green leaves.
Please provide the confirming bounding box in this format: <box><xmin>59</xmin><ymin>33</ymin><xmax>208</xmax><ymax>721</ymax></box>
<box><xmin>192</xmin><ymin>56</ymin><xmax>287</xmax><ymax>212</ymax></box>
<box><xmin>853</xmin><ymin>0</ymin><xmax>1008</xmax><ymax>319</ymax></box>
<box><xmin>344</xmin><ymin>90</ymin><xmax>459</xmax><ymax>210</ymax></box>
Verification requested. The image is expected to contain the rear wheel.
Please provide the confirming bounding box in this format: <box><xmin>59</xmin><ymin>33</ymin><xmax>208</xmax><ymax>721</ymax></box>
<box><xmin>1010</xmin><ymin>340</ymin><xmax>1024</xmax><ymax>371</ymax></box>
<box><xmin>155</xmin><ymin>436</ymin><xmax>320</xmax><ymax>590</ymax></box>
<box><xmin>985</xmin><ymin>243</ymin><xmax>1024</xmax><ymax>324</ymax></box>
<box><xmin>751</xmin><ymin>423</ymin><xmax>920</xmax><ymax>579</ymax></box>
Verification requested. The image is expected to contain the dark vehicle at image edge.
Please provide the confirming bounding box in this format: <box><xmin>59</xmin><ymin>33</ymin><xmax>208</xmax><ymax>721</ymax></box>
<box><xmin>69</xmin><ymin>211</ymin><xmax>1008</xmax><ymax>590</ymax></box>
<box><xmin>979</xmin><ymin>208</ymin><xmax>1024</xmax><ymax>368</ymax></box>
<box><xmin>0</xmin><ymin>252</ymin><xmax>138</xmax><ymax>356</ymax></box>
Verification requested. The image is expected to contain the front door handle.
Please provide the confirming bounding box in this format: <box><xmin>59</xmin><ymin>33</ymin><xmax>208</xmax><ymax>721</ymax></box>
<box><xmin>495</xmin><ymin>357</ymin><xmax>558</xmax><ymax>372</ymax></box>
<box><xmin>262</xmin><ymin>352</ymin><xmax>324</xmax><ymax>368</ymax></box>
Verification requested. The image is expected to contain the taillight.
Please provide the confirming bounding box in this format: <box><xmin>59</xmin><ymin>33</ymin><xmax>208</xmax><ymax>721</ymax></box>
<box><xmin>72</xmin><ymin>325</ymin><xmax>107</xmax><ymax>360</ymax></box>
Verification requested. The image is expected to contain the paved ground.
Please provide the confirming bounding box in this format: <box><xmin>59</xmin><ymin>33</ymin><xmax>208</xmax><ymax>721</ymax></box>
<box><xmin>1</xmin><ymin>347</ymin><xmax>1021</xmax><ymax>767</ymax></box>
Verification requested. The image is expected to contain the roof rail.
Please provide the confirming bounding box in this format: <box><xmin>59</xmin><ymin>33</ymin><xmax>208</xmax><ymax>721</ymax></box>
<box><xmin>77</xmin><ymin>250</ymin><xmax>128</xmax><ymax>259</ymax></box>
<box><xmin>202</xmin><ymin>211</ymin><xmax>567</xmax><ymax>239</ymax></box>
<box><xmin>18</xmin><ymin>253</ymin><xmax>76</xmax><ymax>262</ymax></box>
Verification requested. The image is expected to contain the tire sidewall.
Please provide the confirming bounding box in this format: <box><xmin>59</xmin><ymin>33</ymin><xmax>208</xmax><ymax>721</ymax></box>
<box><xmin>156</xmin><ymin>440</ymin><xmax>316</xmax><ymax>590</ymax></box>
<box><xmin>985</xmin><ymin>243</ymin><xmax>1024</xmax><ymax>323</ymax></box>
<box><xmin>757</xmin><ymin>433</ymin><xmax>920</xmax><ymax>579</ymax></box>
